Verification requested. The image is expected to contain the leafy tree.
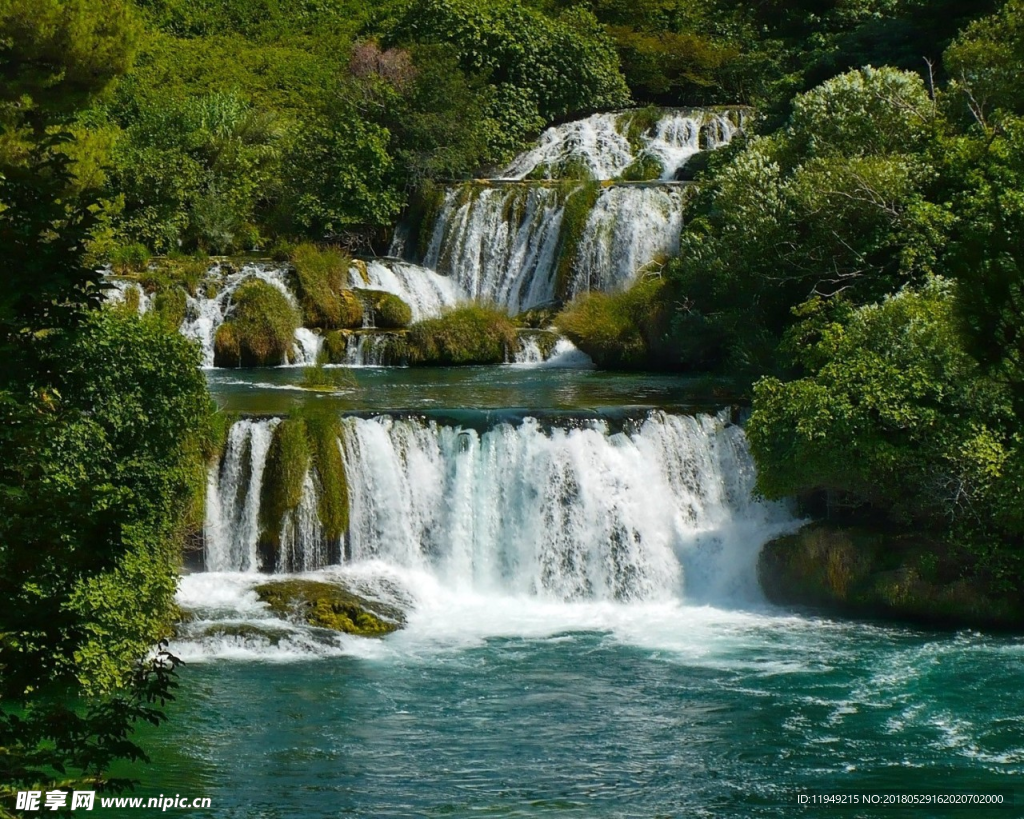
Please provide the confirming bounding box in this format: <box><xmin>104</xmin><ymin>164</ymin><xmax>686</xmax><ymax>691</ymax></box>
<box><xmin>665</xmin><ymin>67</ymin><xmax>949</xmax><ymax>373</ymax></box>
<box><xmin>748</xmin><ymin>279</ymin><xmax>1013</xmax><ymax>528</ymax></box>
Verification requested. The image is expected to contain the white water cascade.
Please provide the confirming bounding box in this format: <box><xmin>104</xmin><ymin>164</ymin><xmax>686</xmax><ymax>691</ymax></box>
<box><xmin>203</xmin><ymin>412</ymin><xmax>794</xmax><ymax>602</ymax></box>
<box><xmin>566</xmin><ymin>186</ymin><xmax>688</xmax><ymax>298</ymax></box>
<box><xmin>500</xmin><ymin>108</ymin><xmax>746</xmax><ymax>181</ymax></box>
<box><xmin>413</xmin><ymin>108</ymin><xmax>746</xmax><ymax>311</ymax></box>
<box><xmin>422</xmin><ymin>185</ymin><xmax>569</xmax><ymax>311</ymax></box>
<box><xmin>347</xmin><ymin>259</ymin><xmax>464</xmax><ymax>322</ymax></box>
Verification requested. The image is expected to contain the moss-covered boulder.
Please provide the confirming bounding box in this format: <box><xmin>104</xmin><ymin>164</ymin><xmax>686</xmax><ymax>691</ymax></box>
<box><xmin>354</xmin><ymin>288</ymin><xmax>413</xmax><ymax>329</ymax></box>
<box><xmin>407</xmin><ymin>305</ymin><xmax>520</xmax><ymax>366</ymax></box>
<box><xmin>255</xmin><ymin>579</ymin><xmax>404</xmax><ymax>637</ymax></box>
<box><xmin>290</xmin><ymin>244</ymin><xmax>363</xmax><ymax>329</ymax></box>
<box><xmin>213</xmin><ymin>279</ymin><xmax>299</xmax><ymax>367</ymax></box>
<box><xmin>759</xmin><ymin>523</ymin><xmax>1024</xmax><ymax>630</ymax></box>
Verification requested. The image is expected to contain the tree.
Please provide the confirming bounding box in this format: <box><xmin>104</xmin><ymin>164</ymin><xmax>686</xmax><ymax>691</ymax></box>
<box><xmin>665</xmin><ymin>67</ymin><xmax>948</xmax><ymax>373</ymax></box>
<box><xmin>747</xmin><ymin>279</ymin><xmax>1013</xmax><ymax>528</ymax></box>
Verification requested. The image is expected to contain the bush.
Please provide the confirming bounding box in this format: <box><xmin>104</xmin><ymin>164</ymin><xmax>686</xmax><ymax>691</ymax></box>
<box><xmin>110</xmin><ymin>242</ymin><xmax>151</xmax><ymax>274</ymax></box>
<box><xmin>258</xmin><ymin>418</ymin><xmax>310</xmax><ymax>571</ymax></box>
<box><xmin>407</xmin><ymin>305</ymin><xmax>519</xmax><ymax>365</ymax></box>
<box><xmin>747</xmin><ymin>279</ymin><xmax>1014</xmax><ymax>528</ymax></box>
<box><xmin>151</xmin><ymin>287</ymin><xmax>187</xmax><ymax>331</ymax></box>
<box><xmin>556</xmin><ymin>276</ymin><xmax>671</xmax><ymax>369</ymax></box>
<box><xmin>213</xmin><ymin>279</ymin><xmax>299</xmax><ymax>367</ymax></box>
<box><xmin>290</xmin><ymin>244</ymin><xmax>357</xmax><ymax>329</ymax></box>
<box><xmin>355</xmin><ymin>288</ymin><xmax>413</xmax><ymax>329</ymax></box>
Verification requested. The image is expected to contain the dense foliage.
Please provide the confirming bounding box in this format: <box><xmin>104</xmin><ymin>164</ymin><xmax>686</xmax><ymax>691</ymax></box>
<box><xmin>0</xmin><ymin>1</ymin><xmax>218</xmax><ymax>802</ymax></box>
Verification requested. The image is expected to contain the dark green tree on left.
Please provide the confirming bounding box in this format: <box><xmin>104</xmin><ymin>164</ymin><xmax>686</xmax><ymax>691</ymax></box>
<box><xmin>0</xmin><ymin>1</ymin><xmax>217</xmax><ymax>810</ymax></box>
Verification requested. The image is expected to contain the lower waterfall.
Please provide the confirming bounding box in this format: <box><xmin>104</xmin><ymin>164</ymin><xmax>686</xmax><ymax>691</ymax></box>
<box><xmin>202</xmin><ymin>412</ymin><xmax>794</xmax><ymax>603</ymax></box>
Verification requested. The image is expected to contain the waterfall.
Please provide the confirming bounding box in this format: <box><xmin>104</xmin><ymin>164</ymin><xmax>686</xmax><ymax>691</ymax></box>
<box><xmin>500</xmin><ymin>109</ymin><xmax>746</xmax><ymax>181</ymax></box>
<box><xmin>343</xmin><ymin>332</ymin><xmax>405</xmax><ymax>367</ymax></box>
<box><xmin>291</xmin><ymin>328</ymin><xmax>323</xmax><ymax>366</ymax></box>
<box><xmin>348</xmin><ymin>259</ymin><xmax>463</xmax><ymax>322</ymax></box>
<box><xmin>205</xmin><ymin>418</ymin><xmax>280</xmax><ymax>572</ymax></box>
<box><xmin>511</xmin><ymin>337</ymin><xmax>594</xmax><ymax>369</ymax></box>
<box><xmin>566</xmin><ymin>186</ymin><xmax>688</xmax><ymax>297</ymax></box>
<box><xmin>422</xmin><ymin>183</ymin><xmax>690</xmax><ymax>310</ymax></box>
<box><xmin>422</xmin><ymin>185</ymin><xmax>568</xmax><ymax>312</ymax></box>
<box><xmin>204</xmin><ymin>412</ymin><xmax>792</xmax><ymax>601</ymax></box>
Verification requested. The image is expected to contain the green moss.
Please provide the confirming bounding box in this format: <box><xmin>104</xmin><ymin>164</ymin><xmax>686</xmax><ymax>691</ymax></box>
<box><xmin>213</xmin><ymin>278</ymin><xmax>299</xmax><ymax>367</ymax></box>
<box><xmin>303</xmin><ymin>410</ymin><xmax>349</xmax><ymax>544</ymax></box>
<box><xmin>290</xmin><ymin>243</ymin><xmax>357</xmax><ymax>329</ymax></box>
<box><xmin>151</xmin><ymin>287</ymin><xmax>187</xmax><ymax>331</ymax></box>
<box><xmin>254</xmin><ymin>579</ymin><xmax>403</xmax><ymax>637</ymax></box>
<box><xmin>258</xmin><ymin>418</ymin><xmax>310</xmax><ymax>571</ymax></box>
<box><xmin>407</xmin><ymin>305</ymin><xmax>520</xmax><ymax>366</ymax></box>
<box><xmin>622</xmin><ymin>106</ymin><xmax>663</xmax><ymax>151</ymax></box>
<box><xmin>354</xmin><ymin>288</ymin><xmax>413</xmax><ymax>329</ymax></box>
<box><xmin>555</xmin><ymin>275</ymin><xmax>672</xmax><ymax>370</ymax></box>
<box><xmin>618</xmin><ymin>154</ymin><xmax>663</xmax><ymax>182</ymax></box>
<box><xmin>554</xmin><ymin>182</ymin><xmax>601</xmax><ymax>301</ymax></box>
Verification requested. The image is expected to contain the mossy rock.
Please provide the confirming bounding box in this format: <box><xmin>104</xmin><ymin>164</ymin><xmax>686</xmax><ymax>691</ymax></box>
<box><xmin>290</xmin><ymin>244</ymin><xmax>362</xmax><ymax>329</ymax></box>
<box><xmin>354</xmin><ymin>289</ymin><xmax>413</xmax><ymax>329</ymax></box>
<box><xmin>255</xmin><ymin>580</ymin><xmax>404</xmax><ymax>637</ymax></box>
<box><xmin>759</xmin><ymin>523</ymin><xmax>1024</xmax><ymax>630</ymax></box>
<box><xmin>213</xmin><ymin>278</ymin><xmax>299</xmax><ymax>367</ymax></box>
<box><xmin>407</xmin><ymin>305</ymin><xmax>520</xmax><ymax>366</ymax></box>
<box><xmin>513</xmin><ymin>304</ymin><xmax>560</xmax><ymax>329</ymax></box>
<box><xmin>258</xmin><ymin>419</ymin><xmax>310</xmax><ymax>571</ymax></box>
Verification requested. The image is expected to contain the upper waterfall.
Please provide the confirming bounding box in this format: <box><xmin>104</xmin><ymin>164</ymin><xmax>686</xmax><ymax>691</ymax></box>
<box><xmin>404</xmin><ymin>107</ymin><xmax>747</xmax><ymax>311</ymax></box>
<box><xmin>500</xmin><ymin>108</ymin><xmax>748</xmax><ymax>182</ymax></box>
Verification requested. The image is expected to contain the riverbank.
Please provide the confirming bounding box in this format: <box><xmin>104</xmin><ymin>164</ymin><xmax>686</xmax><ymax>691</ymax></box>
<box><xmin>758</xmin><ymin>523</ymin><xmax>1024</xmax><ymax>632</ymax></box>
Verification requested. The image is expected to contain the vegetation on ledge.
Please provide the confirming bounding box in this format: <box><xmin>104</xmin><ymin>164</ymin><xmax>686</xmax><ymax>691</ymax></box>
<box><xmin>407</xmin><ymin>305</ymin><xmax>520</xmax><ymax>365</ymax></box>
<box><xmin>290</xmin><ymin>244</ymin><xmax>360</xmax><ymax>329</ymax></box>
<box><xmin>213</xmin><ymin>279</ymin><xmax>299</xmax><ymax>367</ymax></box>
<box><xmin>556</xmin><ymin>276</ymin><xmax>673</xmax><ymax>370</ymax></box>
<box><xmin>255</xmin><ymin>579</ymin><xmax>404</xmax><ymax>637</ymax></box>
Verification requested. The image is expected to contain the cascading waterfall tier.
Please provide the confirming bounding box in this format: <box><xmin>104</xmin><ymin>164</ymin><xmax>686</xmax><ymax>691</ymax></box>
<box><xmin>500</xmin><ymin>108</ymin><xmax>748</xmax><ymax>182</ymax></box>
<box><xmin>408</xmin><ymin>108</ymin><xmax>746</xmax><ymax>311</ymax></box>
<box><xmin>106</xmin><ymin>258</ymin><xmax>459</xmax><ymax>367</ymax></box>
<box><xmin>204</xmin><ymin>411</ymin><xmax>791</xmax><ymax>602</ymax></box>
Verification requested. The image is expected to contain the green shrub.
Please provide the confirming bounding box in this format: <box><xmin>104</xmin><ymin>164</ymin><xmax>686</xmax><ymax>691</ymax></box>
<box><xmin>291</xmin><ymin>244</ymin><xmax>357</xmax><ymax>329</ymax></box>
<box><xmin>151</xmin><ymin>287</ymin><xmax>187</xmax><ymax>331</ymax></box>
<box><xmin>556</xmin><ymin>276</ymin><xmax>671</xmax><ymax>369</ymax></box>
<box><xmin>407</xmin><ymin>305</ymin><xmax>519</xmax><ymax>365</ymax></box>
<box><xmin>213</xmin><ymin>279</ymin><xmax>299</xmax><ymax>367</ymax></box>
<box><xmin>355</xmin><ymin>288</ymin><xmax>413</xmax><ymax>329</ymax></box>
<box><xmin>110</xmin><ymin>243</ymin><xmax>151</xmax><ymax>274</ymax></box>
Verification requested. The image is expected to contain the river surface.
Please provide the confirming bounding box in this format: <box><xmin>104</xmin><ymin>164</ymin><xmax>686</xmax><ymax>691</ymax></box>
<box><xmin>118</xmin><ymin>367</ymin><xmax>1023</xmax><ymax>818</ymax></box>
